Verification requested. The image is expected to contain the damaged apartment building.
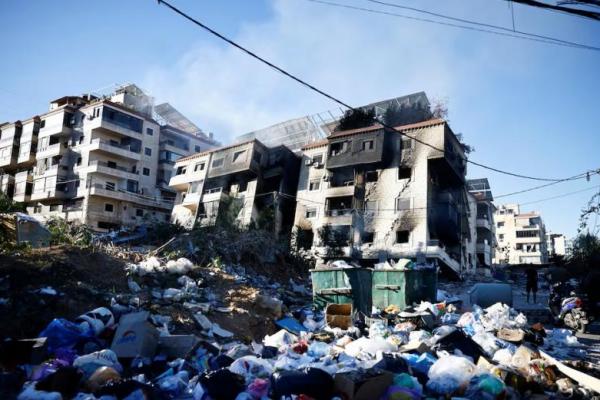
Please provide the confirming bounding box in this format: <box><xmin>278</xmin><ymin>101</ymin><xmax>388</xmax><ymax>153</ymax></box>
<box><xmin>467</xmin><ymin>178</ymin><xmax>497</xmax><ymax>268</ymax></box>
<box><xmin>0</xmin><ymin>84</ymin><xmax>218</xmax><ymax>231</ymax></box>
<box><xmin>293</xmin><ymin>118</ymin><xmax>476</xmax><ymax>276</ymax></box>
<box><xmin>169</xmin><ymin>139</ymin><xmax>300</xmax><ymax>234</ymax></box>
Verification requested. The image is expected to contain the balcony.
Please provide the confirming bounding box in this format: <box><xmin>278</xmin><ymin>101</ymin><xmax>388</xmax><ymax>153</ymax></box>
<box><xmin>30</xmin><ymin>188</ymin><xmax>71</xmax><ymax>201</ymax></box>
<box><xmin>181</xmin><ymin>192</ymin><xmax>201</xmax><ymax>208</ymax></box>
<box><xmin>202</xmin><ymin>187</ymin><xmax>228</xmax><ymax>203</ymax></box>
<box><xmin>476</xmin><ymin>242</ymin><xmax>492</xmax><ymax>267</ymax></box>
<box><xmin>38</xmin><ymin>123</ymin><xmax>72</xmax><ymax>139</ymax></box>
<box><xmin>82</xmin><ymin>160</ymin><xmax>140</xmax><ymax>181</ymax></box>
<box><xmin>88</xmin><ymin>138</ymin><xmax>141</xmax><ymax>161</ymax></box>
<box><xmin>88</xmin><ymin>184</ymin><xmax>171</xmax><ymax>209</ymax></box>
<box><xmin>476</xmin><ymin>217</ymin><xmax>492</xmax><ymax>231</ymax></box>
<box><xmin>325</xmin><ymin>182</ymin><xmax>355</xmax><ymax>197</ymax></box>
<box><xmin>88</xmin><ymin>116</ymin><xmax>143</xmax><ymax>140</ymax></box>
<box><xmin>36</xmin><ymin>142</ymin><xmax>68</xmax><ymax>160</ymax></box>
<box><xmin>12</xmin><ymin>191</ymin><xmax>31</xmax><ymax>203</ymax></box>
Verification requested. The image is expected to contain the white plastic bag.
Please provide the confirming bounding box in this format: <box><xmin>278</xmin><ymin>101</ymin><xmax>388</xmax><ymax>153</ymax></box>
<box><xmin>426</xmin><ymin>355</ymin><xmax>476</xmax><ymax>395</ymax></box>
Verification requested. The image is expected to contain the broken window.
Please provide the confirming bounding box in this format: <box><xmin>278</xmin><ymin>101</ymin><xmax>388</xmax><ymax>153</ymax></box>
<box><xmin>326</xmin><ymin>196</ymin><xmax>352</xmax><ymax>216</ymax></box>
<box><xmin>362</xmin><ymin>140</ymin><xmax>374</xmax><ymax>151</ymax></box>
<box><xmin>401</xmin><ymin>137</ymin><xmax>414</xmax><ymax>150</ymax></box>
<box><xmin>212</xmin><ymin>158</ymin><xmax>224</xmax><ymax>168</ymax></box>
<box><xmin>104</xmin><ymin>203</ymin><xmax>114</xmax><ymax>212</ymax></box>
<box><xmin>330</xmin><ymin>141</ymin><xmax>350</xmax><ymax>156</ymax></box>
<box><xmin>395</xmin><ymin>197</ymin><xmax>410</xmax><ymax>212</ymax></box>
<box><xmin>309</xmin><ymin>180</ymin><xmax>320</xmax><ymax>191</ymax></box>
<box><xmin>305</xmin><ymin>208</ymin><xmax>317</xmax><ymax>218</ymax></box>
<box><xmin>396</xmin><ymin>230</ymin><xmax>410</xmax><ymax>244</ymax></box>
<box><xmin>233</xmin><ymin>150</ymin><xmax>246</xmax><ymax>163</ymax></box>
<box><xmin>362</xmin><ymin>231</ymin><xmax>374</xmax><ymax>243</ymax></box>
<box><xmin>365</xmin><ymin>170</ymin><xmax>378</xmax><ymax>182</ymax></box>
<box><xmin>398</xmin><ymin>167</ymin><xmax>411</xmax><ymax>180</ymax></box>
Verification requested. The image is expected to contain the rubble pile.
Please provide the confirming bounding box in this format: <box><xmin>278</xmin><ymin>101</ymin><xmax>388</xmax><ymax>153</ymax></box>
<box><xmin>1</xmin><ymin>253</ymin><xmax>599</xmax><ymax>400</ymax></box>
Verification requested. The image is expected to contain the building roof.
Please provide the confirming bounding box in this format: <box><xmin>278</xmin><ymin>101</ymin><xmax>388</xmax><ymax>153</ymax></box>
<box><xmin>176</xmin><ymin>139</ymin><xmax>259</xmax><ymax>164</ymax></box>
<box><xmin>301</xmin><ymin>139</ymin><xmax>329</xmax><ymax>150</ymax></box>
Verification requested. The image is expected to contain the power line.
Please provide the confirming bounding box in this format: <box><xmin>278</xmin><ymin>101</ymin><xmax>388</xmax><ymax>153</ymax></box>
<box><xmin>362</xmin><ymin>0</ymin><xmax>599</xmax><ymax>50</ymax></box>
<box><xmin>503</xmin><ymin>0</ymin><xmax>600</xmax><ymax>21</ymax></box>
<box><xmin>519</xmin><ymin>184</ymin><xmax>600</xmax><ymax>205</ymax></box>
<box><xmin>156</xmin><ymin>0</ymin><xmax>595</xmax><ymax>184</ymax></box>
<box><xmin>306</xmin><ymin>0</ymin><xmax>600</xmax><ymax>51</ymax></box>
<box><xmin>494</xmin><ymin>169</ymin><xmax>600</xmax><ymax>198</ymax></box>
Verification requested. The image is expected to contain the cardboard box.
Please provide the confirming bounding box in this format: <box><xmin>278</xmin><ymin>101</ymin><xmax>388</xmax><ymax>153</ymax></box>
<box><xmin>111</xmin><ymin>311</ymin><xmax>159</xmax><ymax>358</ymax></box>
<box><xmin>158</xmin><ymin>335</ymin><xmax>199</xmax><ymax>358</ymax></box>
<box><xmin>334</xmin><ymin>371</ymin><xmax>393</xmax><ymax>400</ymax></box>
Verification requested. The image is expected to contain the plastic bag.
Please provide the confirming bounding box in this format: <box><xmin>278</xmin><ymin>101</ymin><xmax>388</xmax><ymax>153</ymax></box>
<box><xmin>73</xmin><ymin>349</ymin><xmax>122</xmax><ymax>378</ymax></box>
<box><xmin>228</xmin><ymin>356</ymin><xmax>273</xmax><ymax>384</ymax></box>
<box><xmin>39</xmin><ymin>318</ymin><xmax>94</xmax><ymax>352</ymax></box>
<box><xmin>401</xmin><ymin>352</ymin><xmax>437</xmax><ymax>375</ymax></box>
<box><xmin>426</xmin><ymin>355</ymin><xmax>476</xmax><ymax>395</ymax></box>
<box><xmin>307</xmin><ymin>341</ymin><xmax>330</xmax><ymax>358</ymax></box>
<box><xmin>465</xmin><ymin>373</ymin><xmax>506</xmax><ymax>398</ymax></box>
<box><xmin>263</xmin><ymin>330</ymin><xmax>297</xmax><ymax>348</ymax></box>
<box><xmin>492</xmin><ymin>348</ymin><xmax>513</xmax><ymax>366</ymax></box>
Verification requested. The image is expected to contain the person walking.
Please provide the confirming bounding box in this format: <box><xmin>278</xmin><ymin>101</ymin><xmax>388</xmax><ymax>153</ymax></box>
<box><xmin>526</xmin><ymin>266</ymin><xmax>538</xmax><ymax>304</ymax></box>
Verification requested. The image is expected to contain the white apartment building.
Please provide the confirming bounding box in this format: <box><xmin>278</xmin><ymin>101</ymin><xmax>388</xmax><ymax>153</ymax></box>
<box><xmin>493</xmin><ymin>204</ymin><xmax>549</xmax><ymax>264</ymax></box>
<box><xmin>547</xmin><ymin>232</ymin><xmax>567</xmax><ymax>258</ymax></box>
<box><xmin>0</xmin><ymin>84</ymin><xmax>217</xmax><ymax>231</ymax></box>
<box><xmin>293</xmin><ymin>118</ymin><xmax>475</xmax><ymax>276</ymax></box>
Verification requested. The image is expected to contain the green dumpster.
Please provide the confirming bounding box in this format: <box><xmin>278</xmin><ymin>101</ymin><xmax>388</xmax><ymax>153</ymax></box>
<box><xmin>371</xmin><ymin>268</ymin><xmax>437</xmax><ymax>310</ymax></box>
<box><xmin>310</xmin><ymin>268</ymin><xmax>372</xmax><ymax>316</ymax></box>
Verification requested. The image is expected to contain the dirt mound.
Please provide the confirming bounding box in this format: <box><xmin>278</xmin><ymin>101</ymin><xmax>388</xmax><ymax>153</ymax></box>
<box><xmin>0</xmin><ymin>246</ymin><xmax>128</xmax><ymax>338</ymax></box>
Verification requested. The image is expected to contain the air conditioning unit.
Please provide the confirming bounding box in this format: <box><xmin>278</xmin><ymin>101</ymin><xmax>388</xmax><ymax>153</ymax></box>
<box><xmin>304</xmin><ymin>158</ymin><xmax>313</xmax><ymax>166</ymax></box>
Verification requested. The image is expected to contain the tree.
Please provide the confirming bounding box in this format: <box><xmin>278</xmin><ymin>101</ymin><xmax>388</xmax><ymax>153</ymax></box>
<box><xmin>568</xmin><ymin>233</ymin><xmax>600</xmax><ymax>272</ymax></box>
<box><xmin>578</xmin><ymin>190</ymin><xmax>600</xmax><ymax>233</ymax></box>
<box><xmin>335</xmin><ymin>108</ymin><xmax>376</xmax><ymax>132</ymax></box>
<box><xmin>0</xmin><ymin>192</ymin><xmax>25</xmax><ymax>213</ymax></box>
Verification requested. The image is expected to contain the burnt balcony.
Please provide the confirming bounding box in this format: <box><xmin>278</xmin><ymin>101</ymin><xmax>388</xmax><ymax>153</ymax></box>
<box><xmin>325</xmin><ymin>130</ymin><xmax>385</xmax><ymax>169</ymax></box>
<box><xmin>429</xmin><ymin>192</ymin><xmax>460</xmax><ymax>242</ymax></box>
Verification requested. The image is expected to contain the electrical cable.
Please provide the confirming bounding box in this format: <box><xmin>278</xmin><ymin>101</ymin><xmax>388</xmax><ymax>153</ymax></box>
<box><xmin>362</xmin><ymin>0</ymin><xmax>599</xmax><ymax>50</ymax></box>
<box><xmin>156</xmin><ymin>0</ymin><xmax>595</xmax><ymax>183</ymax></box>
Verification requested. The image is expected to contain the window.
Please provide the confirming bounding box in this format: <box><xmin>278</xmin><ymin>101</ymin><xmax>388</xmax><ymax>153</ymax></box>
<box><xmin>313</xmin><ymin>154</ymin><xmax>323</xmax><ymax>164</ymax></box>
<box><xmin>136</xmin><ymin>209</ymin><xmax>144</xmax><ymax>217</ymax></box>
<box><xmin>305</xmin><ymin>208</ymin><xmax>317</xmax><ymax>218</ymax></box>
<box><xmin>176</xmin><ymin>166</ymin><xmax>187</xmax><ymax>175</ymax></box>
<box><xmin>396</xmin><ymin>230</ymin><xmax>410</xmax><ymax>244</ymax></box>
<box><xmin>499</xmin><ymin>234</ymin><xmax>504</xmax><ymax>241</ymax></box>
<box><xmin>144</xmin><ymin>147</ymin><xmax>152</xmax><ymax>156</ymax></box>
<box><xmin>362</xmin><ymin>140</ymin><xmax>374</xmax><ymax>151</ymax></box>
<box><xmin>33</xmin><ymin>205</ymin><xmax>42</xmax><ymax>214</ymax></box>
<box><xmin>401</xmin><ymin>137</ymin><xmax>414</xmax><ymax>150</ymax></box>
<box><xmin>516</xmin><ymin>230</ymin><xmax>538</xmax><ymax>238</ymax></box>
<box><xmin>395</xmin><ymin>197</ymin><xmax>410</xmax><ymax>211</ymax></box>
<box><xmin>104</xmin><ymin>203</ymin><xmax>114</xmax><ymax>212</ymax></box>
<box><xmin>127</xmin><ymin>180</ymin><xmax>139</xmax><ymax>193</ymax></box>
<box><xmin>212</xmin><ymin>158</ymin><xmax>224</xmax><ymax>168</ymax></box>
<box><xmin>143</xmin><ymin>168</ymin><xmax>150</xmax><ymax>176</ymax></box>
<box><xmin>309</xmin><ymin>180</ymin><xmax>320</xmax><ymax>191</ymax></box>
<box><xmin>76</xmin><ymin>157</ymin><xmax>82</xmax><ymax>166</ymax></box>
<box><xmin>330</xmin><ymin>141</ymin><xmax>350</xmax><ymax>156</ymax></box>
<box><xmin>365</xmin><ymin>170</ymin><xmax>378</xmax><ymax>182</ymax></box>
<box><xmin>233</xmin><ymin>150</ymin><xmax>246</xmax><ymax>163</ymax></box>
<box><xmin>40</xmin><ymin>120</ymin><xmax>46</xmax><ymax>128</ymax></box>
<box><xmin>497</xmin><ymin>222</ymin><xmax>505</xmax><ymax>227</ymax></box>
<box><xmin>146</xmin><ymin>128</ymin><xmax>153</xmax><ymax>136</ymax></box>
<box><xmin>195</xmin><ymin>145</ymin><xmax>201</xmax><ymax>152</ymax></box>
<box><xmin>49</xmin><ymin>204</ymin><xmax>59</xmax><ymax>212</ymax></box>
<box><xmin>105</xmin><ymin>182</ymin><xmax>115</xmax><ymax>191</ymax></box>
<box><xmin>107</xmin><ymin>161</ymin><xmax>117</xmax><ymax>169</ymax></box>
<box><xmin>362</xmin><ymin>231</ymin><xmax>374</xmax><ymax>243</ymax></box>
<box><xmin>398</xmin><ymin>167</ymin><xmax>411</xmax><ymax>180</ymax></box>
<box><xmin>194</xmin><ymin>163</ymin><xmax>205</xmax><ymax>172</ymax></box>
<box><xmin>102</xmin><ymin>106</ymin><xmax>143</xmax><ymax>133</ymax></box>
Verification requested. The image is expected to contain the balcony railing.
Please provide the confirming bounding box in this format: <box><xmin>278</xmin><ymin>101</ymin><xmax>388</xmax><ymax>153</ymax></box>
<box><xmin>324</xmin><ymin>208</ymin><xmax>353</xmax><ymax>217</ymax></box>
<box><xmin>91</xmin><ymin>138</ymin><xmax>140</xmax><ymax>153</ymax></box>
<box><xmin>88</xmin><ymin>159</ymin><xmax>138</xmax><ymax>174</ymax></box>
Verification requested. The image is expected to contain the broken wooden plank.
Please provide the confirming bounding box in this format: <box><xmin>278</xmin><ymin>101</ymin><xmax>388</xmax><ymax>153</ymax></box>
<box><xmin>540</xmin><ymin>350</ymin><xmax>600</xmax><ymax>394</ymax></box>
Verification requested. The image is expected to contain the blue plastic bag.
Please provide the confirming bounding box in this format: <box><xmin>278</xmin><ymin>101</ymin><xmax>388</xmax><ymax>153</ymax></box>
<box><xmin>39</xmin><ymin>318</ymin><xmax>94</xmax><ymax>352</ymax></box>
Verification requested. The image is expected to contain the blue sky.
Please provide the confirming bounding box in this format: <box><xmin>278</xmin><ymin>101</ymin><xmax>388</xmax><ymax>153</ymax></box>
<box><xmin>1</xmin><ymin>0</ymin><xmax>599</xmax><ymax>238</ymax></box>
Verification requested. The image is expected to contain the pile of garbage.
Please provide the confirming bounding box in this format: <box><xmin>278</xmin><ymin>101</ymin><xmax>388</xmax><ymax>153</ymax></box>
<box><xmin>3</xmin><ymin>271</ymin><xmax>600</xmax><ymax>400</ymax></box>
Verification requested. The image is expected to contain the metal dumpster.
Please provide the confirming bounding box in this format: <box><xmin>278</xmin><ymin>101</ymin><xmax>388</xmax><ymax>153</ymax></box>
<box><xmin>310</xmin><ymin>268</ymin><xmax>372</xmax><ymax>316</ymax></box>
<box><xmin>371</xmin><ymin>268</ymin><xmax>437</xmax><ymax>310</ymax></box>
